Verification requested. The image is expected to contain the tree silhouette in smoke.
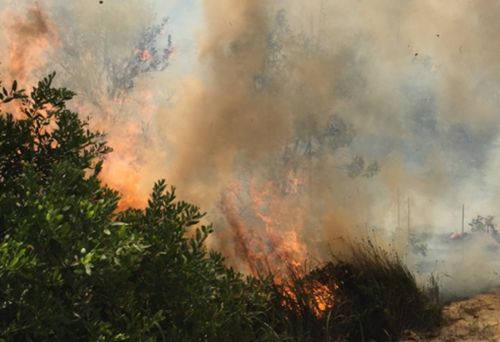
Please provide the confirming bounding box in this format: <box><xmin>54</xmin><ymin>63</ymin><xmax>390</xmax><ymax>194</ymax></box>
<box><xmin>106</xmin><ymin>17</ymin><xmax>172</xmax><ymax>99</ymax></box>
<box><xmin>260</xmin><ymin>10</ymin><xmax>379</xmax><ymax>180</ymax></box>
<box><xmin>52</xmin><ymin>4</ymin><xmax>172</xmax><ymax>109</ymax></box>
<box><xmin>282</xmin><ymin>115</ymin><xmax>379</xmax><ymax>180</ymax></box>
<box><xmin>469</xmin><ymin>215</ymin><xmax>497</xmax><ymax>234</ymax></box>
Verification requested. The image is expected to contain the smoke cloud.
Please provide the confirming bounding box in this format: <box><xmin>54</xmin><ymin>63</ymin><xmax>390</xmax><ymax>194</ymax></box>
<box><xmin>3</xmin><ymin>0</ymin><xmax>500</xmax><ymax>297</ymax></box>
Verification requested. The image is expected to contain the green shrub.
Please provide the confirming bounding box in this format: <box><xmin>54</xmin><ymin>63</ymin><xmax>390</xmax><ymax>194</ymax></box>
<box><xmin>0</xmin><ymin>74</ymin><xmax>276</xmax><ymax>341</ymax></box>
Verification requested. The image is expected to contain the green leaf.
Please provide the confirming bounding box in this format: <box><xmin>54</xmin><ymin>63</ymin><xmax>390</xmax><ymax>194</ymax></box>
<box><xmin>110</xmin><ymin>221</ymin><xmax>128</xmax><ymax>226</ymax></box>
<box><xmin>84</xmin><ymin>263</ymin><xmax>93</xmax><ymax>275</ymax></box>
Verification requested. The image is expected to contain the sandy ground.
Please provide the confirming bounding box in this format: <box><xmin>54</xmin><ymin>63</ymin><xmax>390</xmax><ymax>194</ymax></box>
<box><xmin>404</xmin><ymin>290</ymin><xmax>500</xmax><ymax>341</ymax></box>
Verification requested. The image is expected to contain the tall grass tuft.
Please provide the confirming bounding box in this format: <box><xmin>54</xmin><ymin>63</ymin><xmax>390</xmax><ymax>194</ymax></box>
<box><xmin>270</xmin><ymin>241</ymin><xmax>442</xmax><ymax>341</ymax></box>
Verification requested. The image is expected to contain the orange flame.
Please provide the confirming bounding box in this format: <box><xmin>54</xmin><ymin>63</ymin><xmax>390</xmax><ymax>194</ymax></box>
<box><xmin>280</xmin><ymin>278</ymin><xmax>336</xmax><ymax>318</ymax></box>
<box><xmin>85</xmin><ymin>92</ymin><xmax>159</xmax><ymax>210</ymax></box>
<box><xmin>139</xmin><ymin>49</ymin><xmax>152</xmax><ymax>61</ymax></box>
<box><xmin>220</xmin><ymin>174</ymin><xmax>308</xmax><ymax>278</ymax></box>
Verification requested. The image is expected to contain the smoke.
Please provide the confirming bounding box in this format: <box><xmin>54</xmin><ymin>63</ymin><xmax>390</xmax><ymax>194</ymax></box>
<box><xmin>3</xmin><ymin>0</ymin><xmax>500</xmax><ymax>297</ymax></box>
<box><xmin>0</xmin><ymin>3</ymin><xmax>57</xmax><ymax>86</ymax></box>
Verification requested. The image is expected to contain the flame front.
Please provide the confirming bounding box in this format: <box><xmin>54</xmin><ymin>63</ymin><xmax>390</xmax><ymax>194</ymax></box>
<box><xmin>221</xmin><ymin>175</ymin><xmax>308</xmax><ymax>277</ymax></box>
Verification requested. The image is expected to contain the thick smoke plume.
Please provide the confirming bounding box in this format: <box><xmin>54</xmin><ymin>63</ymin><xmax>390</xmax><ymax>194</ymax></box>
<box><xmin>3</xmin><ymin>0</ymin><xmax>500</xmax><ymax>297</ymax></box>
<box><xmin>0</xmin><ymin>4</ymin><xmax>56</xmax><ymax>86</ymax></box>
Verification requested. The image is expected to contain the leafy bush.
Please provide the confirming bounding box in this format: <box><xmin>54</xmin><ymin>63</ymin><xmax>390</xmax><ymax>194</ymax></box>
<box><xmin>0</xmin><ymin>74</ymin><xmax>276</xmax><ymax>341</ymax></box>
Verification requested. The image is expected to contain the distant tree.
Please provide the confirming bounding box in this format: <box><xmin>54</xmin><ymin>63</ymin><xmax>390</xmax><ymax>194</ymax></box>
<box><xmin>469</xmin><ymin>215</ymin><xmax>496</xmax><ymax>233</ymax></box>
<box><xmin>56</xmin><ymin>15</ymin><xmax>172</xmax><ymax>102</ymax></box>
<box><xmin>33</xmin><ymin>1</ymin><xmax>174</xmax><ymax>127</ymax></box>
<box><xmin>262</xmin><ymin>9</ymin><xmax>379</xmax><ymax>179</ymax></box>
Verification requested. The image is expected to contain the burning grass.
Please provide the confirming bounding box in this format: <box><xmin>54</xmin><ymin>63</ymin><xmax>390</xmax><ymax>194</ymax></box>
<box><xmin>269</xmin><ymin>242</ymin><xmax>442</xmax><ymax>341</ymax></box>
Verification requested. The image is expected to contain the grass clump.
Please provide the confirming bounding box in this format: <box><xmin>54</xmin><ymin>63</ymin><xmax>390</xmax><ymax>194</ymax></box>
<box><xmin>272</xmin><ymin>242</ymin><xmax>442</xmax><ymax>341</ymax></box>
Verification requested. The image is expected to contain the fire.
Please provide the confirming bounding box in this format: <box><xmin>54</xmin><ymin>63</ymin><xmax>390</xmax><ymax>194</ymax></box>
<box><xmin>280</xmin><ymin>277</ymin><xmax>336</xmax><ymax>318</ymax></box>
<box><xmin>85</xmin><ymin>93</ymin><xmax>160</xmax><ymax>210</ymax></box>
<box><xmin>218</xmin><ymin>172</ymin><xmax>338</xmax><ymax>317</ymax></box>
<box><xmin>220</xmin><ymin>176</ymin><xmax>308</xmax><ymax>277</ymax></box>
<box><xmin>138</xmin><ymin>49</ymin><xmax>152</xmax><ymax>61</ymax></box>
<box><xmin>251</xmin><ymin>177</ymin><xmax>308</xmax><ymax>269</ymax></box>
<box><xmin>311</xmin><ymin>281</ymin><xmax>335</xmax><ymax>315</ymax></box>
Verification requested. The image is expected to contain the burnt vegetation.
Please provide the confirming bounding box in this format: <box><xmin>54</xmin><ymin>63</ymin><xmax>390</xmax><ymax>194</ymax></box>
<box><xmin>0</xmin><ymin>75</ymin><xmax>442</xmax><ymax>341</ymax></box>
